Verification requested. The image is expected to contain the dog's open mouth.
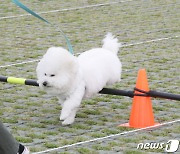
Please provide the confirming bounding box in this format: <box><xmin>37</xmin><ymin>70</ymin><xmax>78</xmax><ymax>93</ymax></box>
<box><xmin>43</xmin><ymin>85</ymin><xmax>52</xmax><ymax>88</ymax></box>
<box><xmin>40</xmin><ymin>83</ymin><xmax>52</xmax><ymax>88</ymax></box>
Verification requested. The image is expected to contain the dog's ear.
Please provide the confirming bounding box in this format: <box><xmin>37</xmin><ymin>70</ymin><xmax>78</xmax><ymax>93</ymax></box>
<box><xmin>65</xmin><ymin>58</ymin><xmax>78</xmax><ymax>74</ymax></box>
<box><xmin>36</xmin><ymin>61</ymin><xmax>43</xmax><ymax>78</ymax></box>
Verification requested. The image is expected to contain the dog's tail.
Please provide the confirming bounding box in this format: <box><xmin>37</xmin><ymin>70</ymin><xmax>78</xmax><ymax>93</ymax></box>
<box><xmin>102</xmin><ymin>33</ymin><xmax>121</xmax><ymax>55</ymax></box>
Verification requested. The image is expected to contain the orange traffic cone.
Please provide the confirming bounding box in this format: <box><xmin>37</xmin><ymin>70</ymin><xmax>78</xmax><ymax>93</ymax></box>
<box><xmin>119</xmin><ymin>69</ymin><xmax>159</xmax><ymax>128</ymax></box>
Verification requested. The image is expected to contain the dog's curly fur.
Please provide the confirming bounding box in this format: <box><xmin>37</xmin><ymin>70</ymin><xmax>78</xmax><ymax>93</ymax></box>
<box><xmin>36</xmin><ymin>33</ymin><xmax>122</xmax><ymax>125</ymax></box>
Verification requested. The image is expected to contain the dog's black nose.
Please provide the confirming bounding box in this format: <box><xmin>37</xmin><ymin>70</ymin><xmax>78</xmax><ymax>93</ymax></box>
<box><xmin>43</xmin><ymin>81</ymin><xmax>47</xmax><ymax>86</ymax></box>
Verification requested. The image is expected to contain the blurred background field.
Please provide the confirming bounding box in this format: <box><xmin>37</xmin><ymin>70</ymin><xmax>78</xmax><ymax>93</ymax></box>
<box><xmin>0</xmin><ymin>0</ymin><xmax>179</xmax><ymax>153</ymax></box>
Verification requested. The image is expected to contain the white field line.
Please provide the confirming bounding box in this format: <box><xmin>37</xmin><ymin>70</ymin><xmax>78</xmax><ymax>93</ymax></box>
<box><xmin>0</xmin><ymin>35</ymin><xmax>179</xmax><ymax>69</ymax></box>
<box><xmin>0</xmin><ymin>0</ymin><xmax>134</xmax><ymax>20</ymax></box>
<box><xmin>0</xmin><ymin>59</ymin><xmax>40</xmax><ymax>68</ymax></box>
<box><xmin>33</xmin><ymin>119</ymin><xmax>180</xmax><ymax>154</ymax></box>
<box><xmin>121</xmin><ymin>35</ymin><xmax>179</xmax><ymax>47</ymax></box>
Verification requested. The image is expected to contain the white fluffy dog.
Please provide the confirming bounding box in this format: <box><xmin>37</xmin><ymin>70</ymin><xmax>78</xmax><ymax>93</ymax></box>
<box><xmin>36</xmin><ymin>33</ymin><xmax>122</xmax><ymax>125</ymax></box>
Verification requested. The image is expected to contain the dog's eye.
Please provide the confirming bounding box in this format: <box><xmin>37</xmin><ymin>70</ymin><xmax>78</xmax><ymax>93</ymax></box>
<box><xmin>44</xmin><ymin>73</ymin><xmax>47</xmax><ymax>76</ymax></box>
<box><xmin>50</xmin><ymin>74</ymin><xmax>55</xmax><ymax>77</ymax></box>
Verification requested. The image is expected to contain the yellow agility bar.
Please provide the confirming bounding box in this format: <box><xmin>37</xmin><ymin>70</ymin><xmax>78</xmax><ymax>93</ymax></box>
<box><xmin>7</xmin><ymin>77</ymin><xmax>26</xmax><ymax>85</ymax></box>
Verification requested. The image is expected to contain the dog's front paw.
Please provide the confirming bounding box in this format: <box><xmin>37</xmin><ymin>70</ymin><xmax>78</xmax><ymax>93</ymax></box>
<box><xmin>60</xmin><ymin>108</ymin><xmax>71</xmax><ymax>121</ymax></box>
<box><xmin>62</xmin><ymin>116</ymin><xmax>75</xmax><ymax>125</ymax></box>
<box><xmin>60</xmin><ymin>114</ymin><xmax>67</xmax><ymax>121</ymax></box>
